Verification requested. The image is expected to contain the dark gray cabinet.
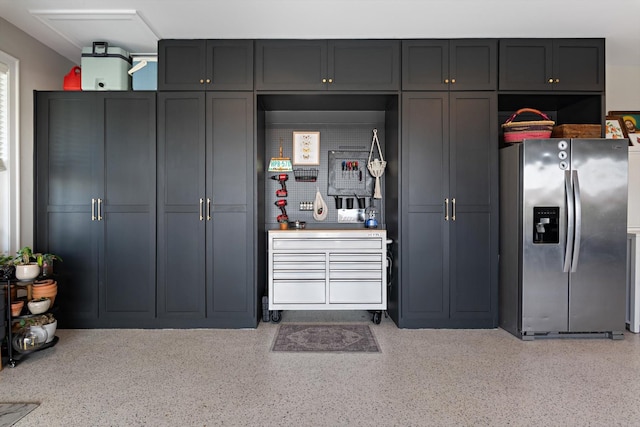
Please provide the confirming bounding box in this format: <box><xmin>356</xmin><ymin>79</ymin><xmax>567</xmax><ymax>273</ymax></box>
<box><xmin>399</xmin><ymin>92</ymin><xmax>498</xmax><ymax>328</ymax></box>
<box><xmin>402</xmin><ymin>39</ymin><xmax>497</xmax><ymax>91</ymax></box>
<box><xmin>158</xmin><ymin>39</ymin><xmax>253</xmax><ymax>91</ymax></box>
<box><xmin>157</xmin><ymin>92</ymin><xmax>256</xmax><ymax>327</ymax></box>
<box><xmin>255</xmin><ymin>39</ymin><xmax>400</xmax><ymax>91</ymax></box>
<box><xmin>499</xmin><ymin>39</ymin><xmax>604</xmax><ymax>91</ymax></box>
<box><xmin>35</xmin><ymin>92</ymin><xmax>157</xmax><ymax>328</ymax></box>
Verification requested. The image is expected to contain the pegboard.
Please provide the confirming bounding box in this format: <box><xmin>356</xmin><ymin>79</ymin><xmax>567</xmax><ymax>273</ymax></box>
<box><xmin>264</xmin><ymin>111</ymin><xmax>385</xmax><ymax>227</ymax></box>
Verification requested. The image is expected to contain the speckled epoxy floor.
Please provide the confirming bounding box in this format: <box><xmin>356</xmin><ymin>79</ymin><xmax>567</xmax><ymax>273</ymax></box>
<box><xmin>2</xmin><ymin>312</ymin><xmax>640</xmax><ymax>426</ymax></box>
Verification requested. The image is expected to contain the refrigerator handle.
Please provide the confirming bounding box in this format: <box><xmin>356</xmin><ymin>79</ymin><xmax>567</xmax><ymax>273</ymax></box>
<box><xmin>563</xmin><ymin>170</ymin><xmax>575</xmax><ymax>273</ymax></box>
<box><xmin>571</xmin><ymin>170</ymin><xmax>582</xmax><ymax>272</ymax></box>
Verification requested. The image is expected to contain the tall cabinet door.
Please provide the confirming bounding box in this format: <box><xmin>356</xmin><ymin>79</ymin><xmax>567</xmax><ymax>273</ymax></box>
<box><xmin>157</xmin><ymin>92</ymin><xmax>207</xmax><ymax>321</ymax></box>
<box><xmin>99</xmin><ymin>93</ymin><xmax>157</xmax><ymax>323</ymax></box>
<box><xmin>35</xmin><ymin>92</ymin><xmax>101</xmax><ymax>326</ymax></box>
<box><xmin>448</xmin><ymin>92</ymin><xmax>498</xmax><ymax>324</ymax></box>
<box><xmin>206</xmin><ymin>92</ymin><xmax>255</xmax><ymax>327</ymax></box>
<box><xmin>401</xmin><ymin>93</ymin><xmax>450</xmax><ymax>326</ymax></box>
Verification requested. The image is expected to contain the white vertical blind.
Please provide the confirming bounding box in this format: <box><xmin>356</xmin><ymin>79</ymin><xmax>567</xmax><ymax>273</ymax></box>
<box><xmin>0</xmin><ymin>61</ymin><xmax>7</xmax><ymax>171</ymax></box>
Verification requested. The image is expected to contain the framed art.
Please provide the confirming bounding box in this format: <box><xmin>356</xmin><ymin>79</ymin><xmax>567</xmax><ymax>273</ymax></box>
<box><xmin>605</xmin><ymin>115</ymin><xmax>628</xmax><ymax>140</ymax></box>
<box><xmin>292</xmin><ymin>131</ymin><xmax>320</xmax><ymax>165</ymax></box>
<box><xmin>609</xmin><ymin>111</ymin><xmax>640</xmax><ymax>146</ymax></box>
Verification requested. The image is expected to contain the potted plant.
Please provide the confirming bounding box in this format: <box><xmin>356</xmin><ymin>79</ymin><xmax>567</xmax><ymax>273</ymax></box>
<box><xmin>0</xmin><ymin>253</ymin><xmax>15</xmax><ymax>280</ymax></box>
<box><xmin>13</xmin><ymin>246</ymin><xmax>41</xmax><ymax>281</ymax></box>
<box><xmin>36</xmin><ymin>252</ymin><xmax>63</xmax><ymax>277</ymax></box>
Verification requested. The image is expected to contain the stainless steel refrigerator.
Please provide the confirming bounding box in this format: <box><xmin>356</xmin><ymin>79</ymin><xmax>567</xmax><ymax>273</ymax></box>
<box><xmin>499</xmin><ymin>138</ymin><xmax>628</xmax><ymax>340</ymax></box>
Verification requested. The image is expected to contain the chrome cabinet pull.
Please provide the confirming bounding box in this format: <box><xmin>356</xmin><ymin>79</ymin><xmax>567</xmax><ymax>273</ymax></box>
<box><xmin>97</xmin><ymin>198</ymin><xmax>103</xmax><ymax>221</ymax></box>
<box><xmin>207</xmin><ymin>198</ymin><xmax>212</xmax><ymax>221</ymax></box>
<box><xmin>199</xmin><ymin>198</ymin><xmax>204</xmax><ymax>221</ymax></box>
<box><xmin>91</xmin><ymin>198</ymin><xmax>96</xmax><ymax>221</ymax></box>
<box><xmin>445</xmin><ymin>198</ymin><xmax>449</xmax><ymax>221</ymax></box>
<box><xmin>452</xmin><ymin>198</ymin><xmax>456</xmax><ymax>221</ymax></box>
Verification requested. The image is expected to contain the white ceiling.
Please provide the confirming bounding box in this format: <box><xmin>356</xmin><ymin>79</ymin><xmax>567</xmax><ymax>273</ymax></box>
<box><xmin>1</xmin><ymin>0</ymin><xmax>639</xmax><ymax>65</ymax></box>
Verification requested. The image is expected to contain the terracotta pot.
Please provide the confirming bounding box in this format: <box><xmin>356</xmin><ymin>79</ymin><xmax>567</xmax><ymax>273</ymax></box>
<box><xmin>11</xmin><ymin>300</ymin><xmax>24</xmax><ymax>317</ymax></box>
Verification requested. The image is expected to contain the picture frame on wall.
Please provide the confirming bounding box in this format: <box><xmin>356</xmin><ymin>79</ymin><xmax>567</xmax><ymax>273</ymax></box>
<box><xmin>609</xmin><ymin>111</ymin><xmax>640</xmax><ymax>146</ymax></box>
<box><xmin>292</xmin><ymin>131</ymin><xmax>320</xmax><ymax>165</ymax></box>
<box><xmin>605</xmin><ymin>115</ymin><xmax>628</xmax><ymax>140</ymax></box>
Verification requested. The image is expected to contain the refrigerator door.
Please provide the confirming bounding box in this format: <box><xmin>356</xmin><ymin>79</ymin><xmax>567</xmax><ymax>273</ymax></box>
<box><xmin>521</xmin><ymin>139</ymin><xmax>570</xmax><ymax>333</ymax></box>
<box><xmin>568</xmin><ymin>138</ymin><xmax>628</xmax><ymax>332</ymax></box>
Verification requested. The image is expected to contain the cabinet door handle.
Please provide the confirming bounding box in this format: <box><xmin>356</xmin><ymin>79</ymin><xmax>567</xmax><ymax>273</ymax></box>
<box><xmin>444</xmin><ymin>78</ymin><xmax>449</xmax><ymax>84</ymax></box>
<box><xmin>452</xmin><ymin>198</ymin><xmax>456</xmax><ymax>221</ymax></box>
<box><xmin>91</xmin><ymin>198</ymin><xmax>96</xmax><ymax>221</ymax></box>
<box><xmin>97</xmin><ymin>198</ymin><xmax>103</xmax><ymax>221</ymax></box>
<box><xmin>206</xmin><ymin>78</ymin><xmax>211</xmax><ymax>84</ymax></box>
<box><xmin>322</xmin><ymin>78</ymin><xmax>327</xmax><ymax>83</ymax></box>
<box><xmin>199</xmin><ymin>79</ymin><xmax>205</xmax><ymax>84</ymax></box>
<box><xmin>445</xmin><ymin>198</ymin><xmax>449</xmax><ymax>221</ymax></box>
<box><xmin>548</xmin><ymin>78</ymin><xmax>554</xmax><ymax>84</ymax></box>
<box><xmin>451</xmin><ymin>78</ymin><xmax>456</xmax><ymax>84</ymax></box>
<box><xmin>207</xmin><ymin>198</ymin><xmax>212</xmax><ymax>221</ymax></box>
<box><xmin>554</xmin><ymin>78</ymin><xmax>560</xmax><ymax>83</ymax></box>
<box><xmin>199</xmin><ymin>198</ymin><xmax>204</xmax><ymax>221</ymax></box>
<box><xmin>328</xmin><ymin>78</ymin><xmax>333</xmax><ymax>83</ymax></box>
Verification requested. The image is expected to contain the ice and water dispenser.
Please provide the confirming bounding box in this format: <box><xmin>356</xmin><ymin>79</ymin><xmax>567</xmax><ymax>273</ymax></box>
<box><xmin>533</xmin><ymin>207</ymin><xmax>559</xmax><ymax>244</ymax></box>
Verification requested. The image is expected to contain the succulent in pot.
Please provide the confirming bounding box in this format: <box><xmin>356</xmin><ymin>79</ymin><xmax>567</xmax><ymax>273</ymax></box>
<box><xmin>36</xmin><ymin>252</ymin><xmax>63</xmax><ymax>277</ymax></box>
<box><xmin>0</xmin><ymin>253</ymin><xmax>15</xmax><ymax>280</ymax></box>
<box><xmin>13</xmin><ymin>246</ymin><xmax>40</xmax><ymax>281</ymax></box>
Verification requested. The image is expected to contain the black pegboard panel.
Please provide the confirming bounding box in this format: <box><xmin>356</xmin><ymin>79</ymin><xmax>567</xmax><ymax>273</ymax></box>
<box><xmin>264</xmin><ymin>111</ymin><xmax>385</xmax><ymax>227</ymax></box>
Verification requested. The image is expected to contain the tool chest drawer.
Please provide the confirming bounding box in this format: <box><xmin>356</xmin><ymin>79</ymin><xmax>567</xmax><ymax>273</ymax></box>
<box><xmin>329</xmin><ymin>281</ymin><xmax>383</xmax><ymax>304</ymax></box>
<box><xmin>273</xmin><ymin>280</ymin><xmax>326</xmax><ymax>304</ymax></box>
<box><xmin>268</xmin><ymin>229</ymin><xmax>387</xmax><ymax>311</ymax></box>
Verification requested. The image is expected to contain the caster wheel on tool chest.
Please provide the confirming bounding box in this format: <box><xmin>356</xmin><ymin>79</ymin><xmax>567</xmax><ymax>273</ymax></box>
<box><xmin>270</xmin><ymin>311</ymin><xmax>282</xmax><ymax>323</ymax></box>
<box><xmin>372</xmin><ymin>311</ymin><xmax>381</xmax><ymax>324</ymax></box>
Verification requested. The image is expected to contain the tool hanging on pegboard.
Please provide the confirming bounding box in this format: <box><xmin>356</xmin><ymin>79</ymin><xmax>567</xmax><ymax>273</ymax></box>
<box><xmin>275</xmin><ymin>199</ymin><xmax>288</xmax><ymax>222</ymax></box>
<box><xmin>270</xmin><ymin>174</ymin><xmax>288</xmax><ymax>197</ymax></box>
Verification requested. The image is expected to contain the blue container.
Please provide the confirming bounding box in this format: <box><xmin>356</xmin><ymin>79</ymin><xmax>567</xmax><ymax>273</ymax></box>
<box><xmin>129</xmin><ymin>55</ymin><xmax>157</xmax><ymax>90</ymax></box>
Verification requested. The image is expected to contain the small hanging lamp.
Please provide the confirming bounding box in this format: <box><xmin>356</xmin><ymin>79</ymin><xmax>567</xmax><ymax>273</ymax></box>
<box><xmin>268</xmin><ymin>137</ymin><xmax>293</xmax><ymax>172</ymax></box>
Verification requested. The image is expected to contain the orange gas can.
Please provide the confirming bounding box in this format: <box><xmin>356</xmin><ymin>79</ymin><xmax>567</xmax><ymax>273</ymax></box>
<box><xmin>63</xmin><ymin>66</ymin><xmax>81</xmax><ymax>91</ymax></box>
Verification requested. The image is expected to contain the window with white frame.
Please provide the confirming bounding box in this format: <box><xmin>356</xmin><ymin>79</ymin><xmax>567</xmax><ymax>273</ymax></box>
<box><xmin>0</xmin><ymin>52</ymin><xmax>19</xmax><ymax>254</ymax></box>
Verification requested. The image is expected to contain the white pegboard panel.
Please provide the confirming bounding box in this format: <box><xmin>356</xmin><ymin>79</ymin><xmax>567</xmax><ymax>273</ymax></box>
<box><xmin>265</xmin><ymin>113</ymin><xmax>385</xmax><ymax>227</ymax></box>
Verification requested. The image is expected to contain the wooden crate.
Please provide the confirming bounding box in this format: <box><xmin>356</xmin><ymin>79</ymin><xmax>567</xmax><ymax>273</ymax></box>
<box><xmin>551</xmin><ymin>124</ymin><xmax>602</xmax><ymax>138</ymax></box>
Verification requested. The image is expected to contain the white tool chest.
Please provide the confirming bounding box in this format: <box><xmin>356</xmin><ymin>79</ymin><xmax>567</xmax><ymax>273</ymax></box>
<box><xmin>268</xmin><ymin>230</ymin><xmax>387</xmax><ymax>310</ymax></box>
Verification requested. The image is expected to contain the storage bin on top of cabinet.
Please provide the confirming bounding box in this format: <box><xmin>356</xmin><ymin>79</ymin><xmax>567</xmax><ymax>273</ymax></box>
<box><xmin>499</xmin><ymin>39</ymin><xmax>604</xmax><ymax>91</ymax></box>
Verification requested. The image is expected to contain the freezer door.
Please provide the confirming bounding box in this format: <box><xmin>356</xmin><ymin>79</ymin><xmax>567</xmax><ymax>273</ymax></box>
<box><xmin>521</xmin><ymin>139</ymin><xmax>569</xmax><ymax>332</ymax></box>
<box><xmin>569</xmin><ymin>139</ymin><xmax>628</xmax><ymax>332</ymax></box>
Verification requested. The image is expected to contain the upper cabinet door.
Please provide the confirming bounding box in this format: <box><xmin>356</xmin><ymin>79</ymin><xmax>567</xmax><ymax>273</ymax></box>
<box><xmin>402</xmin><ymin>40</ymin><xmax>496</xmax><ymax>91</ymax></box>
<box><xmin>449</xmin><ymin>40</ymin><xmax>497</xmax><ymax>91</ymax></box>
<box><xmin>158</xmin><ymin>39</ymin><xmax>208</xmax><ymax>91</ymax></box>
<box><xmin>158</xmin><ymin>39</ymin><xmax>253</xmax><ymax>91</ymax></box>
<box><xmin>552</xmin><ymin>39</ymin><xmax>604</xmax><ymax>92</ymax></box>
<box><xmin>499</xmin><ymin>39</ymin><xmax>604</xmax><ymax>91</ymax></box>
<box><xmin>499</xmin><ymin>39</ymin><xmax>553</xmax><ymax>91</ymax></box>
<box><xmin>329</xmin><ymin>40</ymin><xmax>400</xmax><ymax>91</ymax></box>
<box><xmin>205</xmin><ymin>40</ymin><xmax>254</xmax><ymax>91</ymax></box>
<box><xmin>255</xmin><ymin>40</ymin><xmax>327</xmax><ymax>90</ymax></box>
<box><xmin>402</xmin><ymin>40</ymin><xmax>449</xmax><ymax>91</ymax></box>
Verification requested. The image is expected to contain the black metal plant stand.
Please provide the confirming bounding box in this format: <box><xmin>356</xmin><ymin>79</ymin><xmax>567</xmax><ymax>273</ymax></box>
<box><xmin>2</xmin><ymin>278</ymin><xmax>58</xmax><ymax>368</ymax></box>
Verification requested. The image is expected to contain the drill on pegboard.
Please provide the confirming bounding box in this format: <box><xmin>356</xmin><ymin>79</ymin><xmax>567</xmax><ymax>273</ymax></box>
<box><xmin>270</xmin><ymin>174</ymin><xmax>288</xmax><ymax>197</ymax></box>
<box><xmin>274</xmin><ymin>199</ymin><xmax>288</xmax><ymax>222</ymax></box>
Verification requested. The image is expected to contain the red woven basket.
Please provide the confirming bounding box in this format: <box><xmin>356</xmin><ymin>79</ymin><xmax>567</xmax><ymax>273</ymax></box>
<box><xmin>502</xmin><ymin>108</ymin><xmax>555</xmax><ymax>144</ymax></box>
